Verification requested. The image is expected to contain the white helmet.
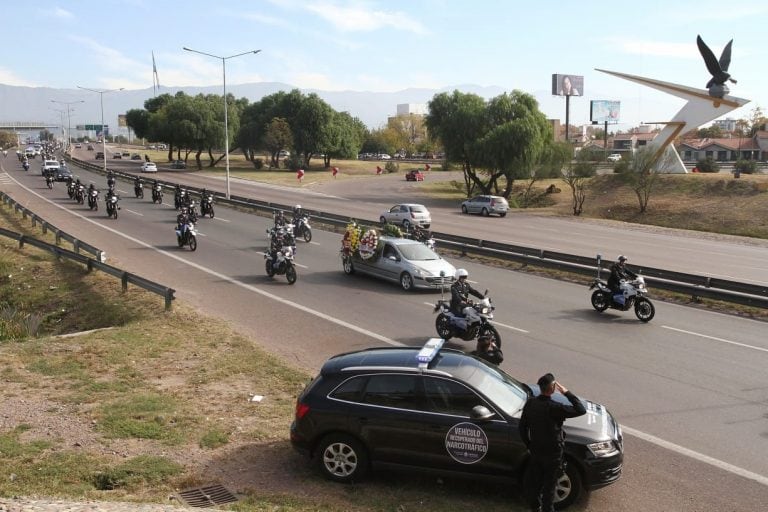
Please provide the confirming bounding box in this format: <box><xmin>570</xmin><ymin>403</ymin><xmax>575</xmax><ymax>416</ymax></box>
<box><xmin>617</xmin><ymin>255</ymin><xmax>627</xmax><ymax>262</ymax></box>
<box><xmin>294</xmin><ymin>204</ymin><xmax>302</xmax><ymax>211</ymax></box>
<box><xmin>456</xmin><ymin>268</ymin><xmax>469</xmax><ymax>279</ymax></box>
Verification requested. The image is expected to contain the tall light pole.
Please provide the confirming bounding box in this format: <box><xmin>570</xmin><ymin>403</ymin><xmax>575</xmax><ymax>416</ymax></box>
<box><xmin>182</xmin><ymin>47</ymin><xmax>260</xmax><ymax>199</ymax></box>
<box><xmin>51</xmin><ymin>99</ymin><xmax>85</xmax><ymax>151</ymax></box>
<box><xmin>77</xmin><ymin>86</ymin><xmax>124</xmax><ymax>173</ymax></box>
<box><xmin>50</xmin><ymin>108</ymin><xmax>66</xmax><ymax>145</ymax></box>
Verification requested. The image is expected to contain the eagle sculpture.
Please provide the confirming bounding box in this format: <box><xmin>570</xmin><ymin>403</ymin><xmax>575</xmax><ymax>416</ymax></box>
<box><xmin>696</xmin><ymin>35</ymin><xmax>737</xmax><ymax>98</ymax></box>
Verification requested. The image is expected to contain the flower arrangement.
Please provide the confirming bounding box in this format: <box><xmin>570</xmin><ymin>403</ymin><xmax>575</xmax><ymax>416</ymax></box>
<box><xmin>342</xmin><ymin>221</ymin><xmax>361</xmax><ymax>256</ymax></box>
<box><xmin>358</xmin><ymin>229</ymin><xmax>379</xmax><ymax>260</ymax></box>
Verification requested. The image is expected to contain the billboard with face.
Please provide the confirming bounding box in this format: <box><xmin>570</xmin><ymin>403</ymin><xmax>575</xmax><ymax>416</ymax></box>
<box><xmin>590</xmin><ymin>100</ymin><xmax>621</xmax><ymax>123</ymax></box>
<box><xmin>552</xmin><ymin>74</ymin><xmax>583</xmax><ymax>96</ymax></box>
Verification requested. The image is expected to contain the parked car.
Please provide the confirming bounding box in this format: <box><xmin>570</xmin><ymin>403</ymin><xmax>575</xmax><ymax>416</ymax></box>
<box><xmin>341</xmin><ymin>236</ymin><xmax>455</xmax><ymax>291</ymax></box>
<box><xmin>112</xmin><ymin>152</ymin><xmax>122</xmax><ymax>159</ymax></box>
<box><xmin>95</xmin><ymin>151</ymin><xmax>104</xmax><ymax>160</ymax></box>
<box><xmin>461</xmin><ymin>195</ymin><xmax>509</xmax><ymax>217</ymax></box>
<box><xmin>170</xmin><ymin>160</ymin><xmax>186</xmax><ymax>169</ymax></box>
<box><xmin>74</xmin><ymin>143</ymin><xmax>82</xmax><ymax>149</ymax></box>
<box><xmin>379</xmin><ymin>153</ymin><xmax>391</xmax><ymax>160</ymax></box>
<box><xmin>607</xmin><ymin>153</ymin><xmax>622</xmax><ymax>162</ymax></box>
<box><xmin>278</xmin><ymin>150</ymin><xmax>290</xmax><ymax>158</ymax></box>
<box><xmin>405</xmin><ymin>170</ymin><xmax>424</xmax><ymax>182</ymax></box>
<box><xmin>380</xmin><ymin>203</ymin><xmax>431</xmax><ymax>229</ymax></box>
<box><xmin>131</xmin><ymin>153</ymin><xmax>142</xmax><ymax>160</ymax></box>
<box><xmin>291</xmin><ymin>339</ymin><xmax>624</xmax><ymax>510</ymax></box>
<box><xmin>140</xmin><ymin>162</ymin><xmax>158</xmax><ymax>173</ymax></box>
<box><xmin>87</xmin><ymin>144</ymin><xmax>94</xmax><ymax>151</ymax></box>
<box><xmin>122</xmin><ymin>151</ymin><xmax>130</xmax><ymax>157</ymax></box>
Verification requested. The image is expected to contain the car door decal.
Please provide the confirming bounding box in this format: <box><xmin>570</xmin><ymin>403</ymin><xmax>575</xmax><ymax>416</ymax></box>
<box><xmin>445</xmin><ymin>422</ymin><xmax>488</xmax><ymax>464</ymax></box>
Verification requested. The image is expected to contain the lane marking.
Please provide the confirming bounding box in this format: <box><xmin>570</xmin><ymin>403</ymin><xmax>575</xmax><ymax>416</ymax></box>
<box><xmin>124</xmin><ymin>209</ymin><xmax>143</xmax><ymax>216</ymax></box>
<box><xmin>213</xmin><ymin>217</ymin><xmax>230</xmax><ymax>223</ymax></box>
<box><xmin>421</xmin><ymin>303</ymin><xmax>529</xmax><ymax>333</ymax></box>
<box><xmin>8</xmin><ymin>174</ymin><xmax>768</xmax><ymax>486</ymax></box>
<box><xmin>661</xmin><ymin>325</ymin><xmax>768</xmax><ymax>354</ymax></box>
<box><xmin>622</xmin><ymin>425</ymin><xmax>768</xmax><ymax>487</ymax></box>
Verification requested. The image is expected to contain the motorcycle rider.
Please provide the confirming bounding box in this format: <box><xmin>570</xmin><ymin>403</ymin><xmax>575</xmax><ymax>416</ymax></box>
<box><xmin>177</xmin><ymin>207</ymin><xmax>191</xmax><ymax>237</ymax></box>
<box><xmin>134</xmin><ymin>175</ymin><xmax>143</xmax><ymax>195</ymax></box>
<box><xmin>274</xmin><ymin>210</ymin><xmax>287</xmax><ymax>228</ymax></box>
<box><xmin>450</xmin><ymin>269</ymin><xmax>485</xmax><ymax>319</ymax></box>
<box><xmin>471</xmin><ymin>335</ymin><xmax>504</xmax><ymax>365</ymax></box>
<box><xmin>106</xmin><ymin>172</ymin><xmax>116</xmax><ymax>190</ymax></box>
<box><xmin>607</xmin><ymin>255</ymin><xmax>637</xmax><ymax>306</ymax></box>
<box><xmin>292</xmin><ymin>204</ymin><xmax>303</xmax><ymax>222</ymax></box>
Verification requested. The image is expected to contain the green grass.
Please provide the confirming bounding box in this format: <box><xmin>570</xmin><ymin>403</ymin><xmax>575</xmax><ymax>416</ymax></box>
<box><xmin>92</xmin><ymin>455</ymin><xmax>183</xmax><ymax>491</ymax></box>
<box><xmin>96</xmin><ymin>393</ymin><xmax>187</xmax><ymax>443</ymax></box>
<box><xmin>199</xmin><ymin>428</ymin><xmax>229</xmax><ymax>449</ymax></box>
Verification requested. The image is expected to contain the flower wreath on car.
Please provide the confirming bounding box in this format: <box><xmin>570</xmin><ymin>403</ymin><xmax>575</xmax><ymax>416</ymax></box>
<box><xmin>342</xmin><ymin>221</ymin><xmax>382</xmax><ymax>260</ymax></box>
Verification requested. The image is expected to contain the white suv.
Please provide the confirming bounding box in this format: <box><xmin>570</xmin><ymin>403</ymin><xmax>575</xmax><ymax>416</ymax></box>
<box><xmin>607</xmin><ymin>153</ymin><xmax>622</xmax><ymax>162</ymax></box>
<box><xmin>41</xmin><ymin>159</ymin><xmax>60</xmax><ymax>176</ymax></box>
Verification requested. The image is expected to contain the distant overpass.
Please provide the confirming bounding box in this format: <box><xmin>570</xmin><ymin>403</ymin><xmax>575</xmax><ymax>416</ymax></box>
<box><xmin>0</xmin><ymin>121</ymin><xmax>58</xmax><ymax>130</ymax></box>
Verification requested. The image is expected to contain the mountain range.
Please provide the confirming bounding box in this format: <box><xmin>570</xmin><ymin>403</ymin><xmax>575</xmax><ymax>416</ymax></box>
<box><xmin>0</xmin><ymin>82</ymin><xmax>515</xmax><ymax>134</ymax></box>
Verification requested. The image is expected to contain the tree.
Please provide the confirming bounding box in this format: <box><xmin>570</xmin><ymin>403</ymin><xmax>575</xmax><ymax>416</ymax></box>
<box><xmin>263</xmin><ymin>117</ymin><xmax>293</xmax><ymax>167</ymax></box>
<box><xmin>39</xmin><ymin>129</ymin><xmax>54</xmax><ymax>142</ymax></box>
<box><xmin>0</xmin><ymin>130</ymin><xmax>17</xmax><ymax>148</ymax></box>
<box><xmin>623</xmin><ymin>147</ymin><xmax>674</xmax><ymax>213</ymax></box>
<box><xmin>561</xmin><ymin>147</ymin><xmax>596</xmax><ymax>215</ymax></box>
<box><xmin>125</xmin><ymin>109</ymin><xmax>150</xmax><ymax>139</ymax></box>
<box><xmin>697</xmin><ymin>125</ymin><xmax>723</xmax><ymax>138</ymax></box>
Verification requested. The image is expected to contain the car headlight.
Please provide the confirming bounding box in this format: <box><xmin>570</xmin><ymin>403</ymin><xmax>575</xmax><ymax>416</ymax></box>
<box><xmin>588</xmin><ymin>440</ymin><xmax>618</xmax><ymax>457</ymax></box>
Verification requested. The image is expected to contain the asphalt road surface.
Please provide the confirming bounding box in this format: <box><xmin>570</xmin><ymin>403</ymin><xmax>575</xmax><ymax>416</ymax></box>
<box><xmin>2</xmin><ymin>153</ymin><xmax>767</xmax><ymax>511</ymax></box>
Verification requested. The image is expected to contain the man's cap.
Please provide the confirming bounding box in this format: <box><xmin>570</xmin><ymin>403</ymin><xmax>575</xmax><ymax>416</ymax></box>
<box><xmin>537</xmin><ymin>373</ymin><xmax>555</xmax><ymax>389</ymax></box>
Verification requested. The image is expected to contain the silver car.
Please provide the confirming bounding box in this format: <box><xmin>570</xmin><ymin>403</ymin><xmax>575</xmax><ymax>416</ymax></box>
<box><xmin>341</xmin><ymin>236</ymin><xmax>455</xmax><ymax>291</ymax></box>
<box><xmin>460</xmin><ymin>195</ymin><xmax>508</xmax><ymax>217</ymax></box>
<box><xmin>380</xmin><ymin>203</ymin><xmax>431</xmax><ymax>229</ymax></box>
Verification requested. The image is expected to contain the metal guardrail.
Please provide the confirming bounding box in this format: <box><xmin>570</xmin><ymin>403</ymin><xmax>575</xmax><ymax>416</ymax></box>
<box><xmin>65</xmin><ymin>156</ymin><xmax>768</xmax><ymax>309</ymax></box>
<box><xmin>0</xmin><ymin>192</ymin><xmax>175</xmax><ymax>310</ymax></box>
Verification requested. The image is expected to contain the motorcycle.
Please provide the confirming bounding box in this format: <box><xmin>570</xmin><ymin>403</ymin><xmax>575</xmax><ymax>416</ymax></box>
<box><xmin>134</xmin><ymin>180</ymin><xmax>144</xmax><ymax>199</ymax></box>
<box><xmin>265</xmin><ymin>244</ymin><xmax>297</xmax><ymax>284</ymax></box>
<box><xmin>292</xmin><ymin>214</ymin><xmax>312</xmax><ymax>242</ymax></box>
<box><xmin>409</xmin><ymin>225</ymin><xmax>436</xmax><ymax>250</ymax></box>
<box><xmin>200</xmin><ymin>193</ymin><xmax>215</xmax><ymax>218</ymax></box>
<box><xmin>105</xmin><ymin>194</ymin><xmax>120</xmax><ymax>219</ymax></box>
<box><xmin>45</xmin><ymin>173</ymin><xmax>54</xmax><ymax>189</ymax></box>
<box><xmin>268</xmin><ymin>226</ymin><xmax>297</xmax><ymax>255</ymax></box>
<box><xmin>74</xmin><ymin>184</ymin><xmax>86</xmax><ymax>205</ymax></box>
<box><xmin>87</xmin><ymin>189</ymin><xmax>100</xmax><ymax>211</ymax></box>
<box><xmin>188</xmin><ymin>201</ymin><xmax>199</xmax><ymax>223</ymax></box>
<box><xmin>22</xmin><ymin>162</ymin><xmax>29</xmax><ymax>172</ymax></box>
<box><xmin>174</xmin><ymin>189</ymin><xmax>186</xmax><ymax>210</ymax></box>
<box><xmin>152</xmin><ymin>183</ymin><xmax>163</xmax><ymax>204</ymax></box>
<box><xmin>175</xmin><ymin>221</ymin><xmax>198</xmax><ymax>251</ymax></box>
<box><xmin>434</xmin><ymin>288</ymin><xmax>501</xmax><ymax>347</ymax></box>
<box><xmin>589</xmin><ymin>258</ymin><xmax>655</xmax><ymax>322</ymax></box>
<box><xmin>67</xmin><ymin>180</ymin><xmax>76</xmax><ymax>199</ymax></box>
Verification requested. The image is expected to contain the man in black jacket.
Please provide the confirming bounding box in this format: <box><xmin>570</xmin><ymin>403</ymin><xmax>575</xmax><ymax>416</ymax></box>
<box><xmin>607</xmin><ymin>255</ymin><xmax>636</xmax><ymax>306</ymax></box>
<box><xmin>450</xmin><ymin>268</ymin><xmax>484</xmax><ymax>317</ymax></box>
<box><xmin>519</xmin><ymin>373</ymin><xmax>586</xmax><ymax>512</ymax></box>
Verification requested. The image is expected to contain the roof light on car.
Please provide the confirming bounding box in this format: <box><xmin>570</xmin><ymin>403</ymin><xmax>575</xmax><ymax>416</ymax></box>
<box><xmin>417</xmin><ymin>338</ymin><xmax>444</xmax><ymax>368</ymax></box>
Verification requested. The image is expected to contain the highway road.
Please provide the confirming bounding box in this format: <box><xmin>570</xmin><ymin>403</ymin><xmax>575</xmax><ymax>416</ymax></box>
<box><xmin>2</xmin><ymin>153</ymin><xmax>767</xmax><ymax>511</ymax></box>
<box><xmin>83</xmin><ymin>145</ymin><xmax>768</xmax><ymax>286</ymax></box>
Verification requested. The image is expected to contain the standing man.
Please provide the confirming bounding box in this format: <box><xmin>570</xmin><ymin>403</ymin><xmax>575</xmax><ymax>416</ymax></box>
<box><xmin>519</xmin><ymin>373</ymin><xmax>586</xmax><ymax>512</ymax></box>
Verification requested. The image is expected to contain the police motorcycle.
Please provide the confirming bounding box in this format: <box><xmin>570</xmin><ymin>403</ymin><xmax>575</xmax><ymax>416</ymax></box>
<box><xmin>174</xmin><ymin>187</ymin><xmax>186</xmax><ymax>210</ymax></box>
<box><xmin>134</xmin><ymin>177</ymin><xmax>144</xmax><ymax>199</ymax></box>
<box><xmin>589</xmin><ymin>254</ymin><xmax>655</xmax><ymax>322</ymax></box>
<box><xmin>187</xmin><ymin>201</ymin><xmax>199</xmax><ymax>223</ymax></box>
<box><xmin>265</xmin><ymin>225</ymin><xmax>297</xmax><ymax>284</ymax></box>
<box><xmin>407</xmin><ymin>225</ymin><xmax>435</xmax><ymax>250</ymax></box>
<box><xmin>74</xmin><ymin>182</ymin><xmax>86</xmax><ymax>204</ymax></box>
<box><xmin>292</xmin><ymin>212</ymin><xmax>312</xmax><ymax>242</ymax></box>
<box><xmin>433</xmin><ymin>280</ymin><xmax>501</xmax><ymax>347</ymax></box>
<box><xmin>105</xmin><ymin>191</ymin><xmax>120</xmax><ymax>219</ymax></box>
<box><xmin>67</xmin><ymin>178</ymin><xmax>76</xmax><ymax>199</ymax></box>
<box><xmin>45</xmin><ymin>171</ymin><xmax>55</xmax><ymax>189</ymax></box>
<box><xmin>22</xmin><ymin>161</ymin><xmax>30</xmax><ymax>172</ymax></box>
<box><xmin>151</xmin><ymin>182</ymin><xmax>163</xmax><ymax>204</ymax></box>
<box><xmin>175</xmin><ymin>214</ymin><xmax>198</xmax><ymax>251</ymax></box>
<box><xmin>200</xmin><ymin>192</ymin><xmax>215</xmax><ymax>218</ymax></box>
<box><xmin>87</xmin><ymin>187</ymin><xmax>100</xmax><ymax>211</ymax></box>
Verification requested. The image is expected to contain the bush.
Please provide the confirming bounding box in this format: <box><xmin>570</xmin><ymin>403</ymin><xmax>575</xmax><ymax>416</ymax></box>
<box><xmin>734</xmin><ymin>159</ymin><xmax>757</xmax><ymax>174</ymax></box>
<box><xmin>284</xmin><ymin>156</ymin><xmax>302</xmax><ymax>171</ymax></box>
<box><xmin>385</xmin><ymin>161</ymin><xmax>399</xmax><ymax>173</ymax></box>
<box><xmin>252</xmin><ymin>158</ymin><xmax>264</xmax><ymax>170</ymax></box>
<box><xmin>697</xmin><ymin>156</ymin><xmax>720</xmax><ymax>173</ymax></box>
<box><xmin>613</xmin><ymin>160</ymin><xmax>629</xmax><ymax>174</ymax></box>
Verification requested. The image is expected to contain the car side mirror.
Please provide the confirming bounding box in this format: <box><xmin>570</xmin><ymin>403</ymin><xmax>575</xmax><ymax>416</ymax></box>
<box><xmin>387</xmin><ymin>255</ymin><xmax>397</xmax><ymax>261</ymax></box>
<box><xmin>470</xmin><ymin>405</ymin><xmax>495</xmax><ymax>421</ymax></box>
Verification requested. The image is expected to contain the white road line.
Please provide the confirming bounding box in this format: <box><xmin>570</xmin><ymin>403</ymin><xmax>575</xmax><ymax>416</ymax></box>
<box><xmin>420</xmin><ymin>303</ymin><xmax>529</xmax><ymax>333</ymax></box>
<box><xmin>309</xmin><ymin>241</ymin><xmax>320</xmax><ymax>245</ymax></box>
<box><xmin>124</xmin><ymin>209</ymin><xmax>143</xmax><ymax>216</ymax></box>
<box><xmin>661</xmin><ymin>325</ymin><xmax>768</xmax><ymax>353</ymax></box>
<box><xmin>213</xmin><ymin>217</ymin><xmax>230</xmax><ymax>223</ymax></box>
<box><xmin>9</xmin><ymin>174</ymin><xmax>768</xmax><ymax>486</ymax></box>
<box><xmin>622</xmin><ymin>425</ymin><xmax>768</xmax><ymax>487</ymax></box>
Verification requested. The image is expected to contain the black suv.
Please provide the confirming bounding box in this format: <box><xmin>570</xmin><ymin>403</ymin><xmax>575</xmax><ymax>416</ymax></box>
<box><xmin>291</xmin><ymin>340</ymin><xmax>623</xmax><ymax>509</ymax></box>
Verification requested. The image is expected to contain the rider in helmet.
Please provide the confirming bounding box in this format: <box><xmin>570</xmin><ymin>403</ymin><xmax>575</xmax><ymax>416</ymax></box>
<box><xmin>607</xmin><ymin>255</ymin><xmax>637</xmax><ymax>306</ymax></box>
<box><xmin>177</xmin><ymin>206</ymin><xmax>190</xmax><ymax>235</ymax></box>
<box><xmin>274</xmin><ymin>210</ymin><xmax>286</xmax><ymax>228</ymax></box>
<box><xmin>450</xmin><ymin>269</ymin><xmax>484</xmax><ymax>317</ymax></box>
<box><xmin>106</xmin><ymin>172</ymin><xmax>115</xmax><ymax>189</ymax></box>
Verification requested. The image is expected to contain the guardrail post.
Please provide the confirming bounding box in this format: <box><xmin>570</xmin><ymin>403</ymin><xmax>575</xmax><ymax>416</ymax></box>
<box><xmin>121</xmin><ymin>272</ymin><xmax>128</xmax><ymax>292</ymax></box>
<box><xmin>18</xmin><ymin>235</ymin><xmax>25</xmax><ymax>249</ymax></box>
<box><xmin>461</xmin><ymin>244</ymin><xmax>467</xmax><ymax>256</ymax></box>
<box><xmin>41</xmin><ymin>222</ymin><xmax>48</xmax><ymax>235</ymax></box>
<box><xmin>31</xmin><ymin>215</ymin><xmax>38</xmax><ymax>228</ymax></box>
<box><xmin>73</xmin><ymin>239</ymin><xmax>80</xmax><ymax>254</ymax></box>
<box><xmin>87</xmin><ymin>259</ymin><xmax>93</xmax><ymax>272</ymax></box>
<box><xmin>165</xmin><ymin>289</ymin><xmax>175</xmax><ymax>311</ymax></box>
<box><xmin>55</xmin><ymin>229</ymin><xmax>61</xmax><ymax>245</ymax></box>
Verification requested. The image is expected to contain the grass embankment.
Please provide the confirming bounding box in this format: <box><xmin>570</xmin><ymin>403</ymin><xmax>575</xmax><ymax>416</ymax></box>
<box><xmin>0</xmin><ymin>204</ymin><xmax>526</xmax><ymax>510</ymax></box>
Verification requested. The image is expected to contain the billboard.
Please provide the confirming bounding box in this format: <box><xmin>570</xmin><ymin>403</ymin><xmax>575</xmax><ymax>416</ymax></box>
<box><xmin>118</xmin><ymin>114</ymin><xmax>127</xmax><ymax>127</ymax></box>
<box><xmin>552</xmin><ymin>74</ymin><xmax>583</xmax><ymax>96</ymax></box>
<box><xmin>590</xmin><ymin>100</ymin><xmax>621</xmax><ymax>124</ymax></box>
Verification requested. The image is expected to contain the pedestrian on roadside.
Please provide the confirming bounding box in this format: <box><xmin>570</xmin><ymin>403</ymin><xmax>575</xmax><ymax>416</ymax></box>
<box><xmin>518</xmin><ymin>373</ymin><xmax>586</xmax><ymax>512</ymax></box>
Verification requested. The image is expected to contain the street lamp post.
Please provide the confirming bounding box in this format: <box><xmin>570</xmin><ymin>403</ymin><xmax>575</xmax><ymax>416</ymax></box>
<box><xmin>50</xmin><ymin>108</ymin><xmax>66</xmax><ymax>145</ymax></box>
<box><xmin>77</xmin><ymin>86</ymin><xmax>124</xmax><ymax>173</ymax></box>
<box><xmin>182</xmin><ymin>47</ymin><xmax>260</xmax><ymax>199</ymax></box>
<box><xmin>51</xmin><ymin>99</ymin><xmax>85</xmax><ymax>151</ymax></box>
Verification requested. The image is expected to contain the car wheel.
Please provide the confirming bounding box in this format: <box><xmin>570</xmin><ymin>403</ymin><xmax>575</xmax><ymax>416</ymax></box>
<box><xmin>402</xmin><ymin>220</ymin><xmax>411</xmax><ymax>230</ymax></box>
<box><xmin>523</xmin><ymin>459</ymin><xmax>583</xmax><ymax>511</ymax></box>
<box><xmin>499</xmin><ymin>212</ymin><xmax>507</xmax><ymax>218</ymax></box>
<box><xmin>400</xmin><ymin>272</ymin><xmax>414</xmax><ymax>291</ymax></box>
<box><xmin>315</xmin><ymin>434</ymin><xmax>368</xmax><ymax>483</ymax></box>
<box><xmin>461</xmin><ymin>205</ymin><xmax>468</xmax><ymax>214</ymax></box>
<box><xmin>342</xmin><ymin>256</ymin><xmax>355</xmax><ymax>275</ymax></box>
<box><xmin>379</xmin><ymin>216</ymin><xmax>387</xmax><ymax>224</ymax></box>
<box><xmin>591</xmin><ymin>290</ymin><xmax>609</xmax><ymax>312</ymax></box>
<box><xmin>481</xmin><ymin>208</ymin><xmax>489</xmax><ymax>217</ymax></box>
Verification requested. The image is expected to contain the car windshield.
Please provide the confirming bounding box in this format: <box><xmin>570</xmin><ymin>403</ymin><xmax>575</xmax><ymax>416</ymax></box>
<box><xmin>410</xmin><ymin>206</ymin><xmax>428</xmax><ymax>213</ymax></box>
<box><xmin>398</xmin><ymin>243</ymin><xmax>439</xmax><ymax>261</ymax></box>
<box><xmin>465</xmin><ymin>363</ymin><xmax>529</xmax><ymax>416</ymax></box>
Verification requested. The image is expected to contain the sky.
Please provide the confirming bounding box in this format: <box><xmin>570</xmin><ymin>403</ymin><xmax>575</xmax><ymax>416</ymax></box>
<box><xmin>2</xmin><ymin>0</ymin><xmax>768</xmax><ymax>131</ymax></box>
